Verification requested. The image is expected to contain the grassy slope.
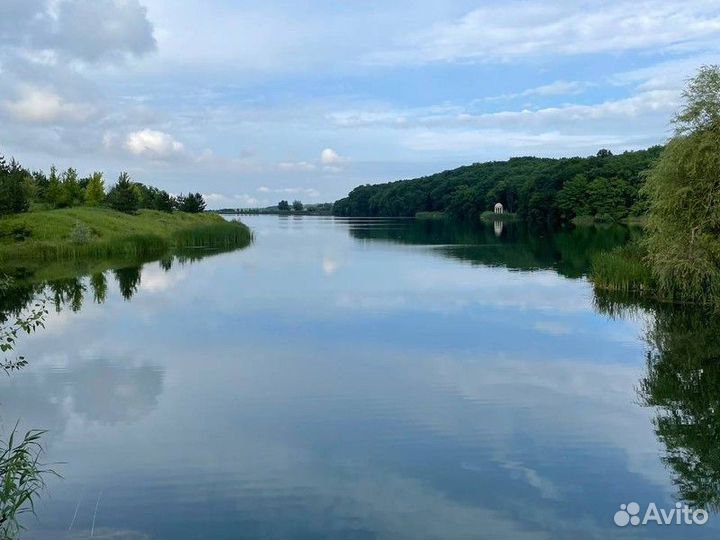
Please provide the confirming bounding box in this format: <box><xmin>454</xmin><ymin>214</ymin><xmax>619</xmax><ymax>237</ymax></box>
<box><xmin>0</xmin><ymin>207</ymin><xmax>251</xmax><ymax>261</ymax></box>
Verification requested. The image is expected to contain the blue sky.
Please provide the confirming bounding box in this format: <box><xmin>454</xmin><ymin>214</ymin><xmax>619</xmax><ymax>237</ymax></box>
<box><xmin>1</xmin><ymin>0</ymin><xmax>719</xmax><ymax>207</ymax></box>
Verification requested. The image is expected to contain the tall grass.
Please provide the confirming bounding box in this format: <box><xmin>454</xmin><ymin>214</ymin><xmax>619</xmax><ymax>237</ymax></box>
<box><xmin>592</xmin><ymin>241</ymin><xmax>720</xmax><ymax>307</ymax></box>
<box><xmin>172</xmin><ymin>220</ymin><xmax>253</xmax><ymax>251</ymax></box>
<box><xmin>591</xmin><ymin>243</ymin><xmax>655</xmax><ymax>295</ymax></box>
<box><xmin>0</xmin><ymin>425</ymin><xmax>56</xmax><ymax>538</ymax></box>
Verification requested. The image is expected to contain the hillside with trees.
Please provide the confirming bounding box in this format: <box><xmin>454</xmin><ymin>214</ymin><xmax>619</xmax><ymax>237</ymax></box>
<box><xmin>333</xmin><ymin>147</ymin><xmax>663</xmax><ymax>223</ymax></box>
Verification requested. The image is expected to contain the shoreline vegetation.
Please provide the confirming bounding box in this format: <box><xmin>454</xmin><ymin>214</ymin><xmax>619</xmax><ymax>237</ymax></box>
<box><xmin>0</xmin><ymin>207</ymin><xmax>251</xmax><ymax>263</ymax></box>
<box><xmin>589</xmin><ymin>66</ymin><xmax>720</xmax><ymax>308</ymax></box>
<box><xmin>0</xmin><ymin>156</ymin><xmax>252</xmax><ymax>267</ymax></box>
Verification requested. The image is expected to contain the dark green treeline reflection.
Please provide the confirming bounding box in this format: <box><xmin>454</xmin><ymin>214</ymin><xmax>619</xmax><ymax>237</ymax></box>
<box><xmin>597</xmin><ymin>291</ymin><xmax>720</xmax><ymax>511</ymax></box>
<box><xmin>348</xmin><ymin>218</ymin><xmax>642</xmax><ymax>278</ymax></box>
<box><xmin>0</xmin><ymin>247</ymin><xmax>237</xmax><ymax>316</ymax></box>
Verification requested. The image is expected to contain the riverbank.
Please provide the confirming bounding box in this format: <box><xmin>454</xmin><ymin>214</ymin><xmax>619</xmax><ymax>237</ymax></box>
<box><xmin>0</xmin><ymin>207</ymin><xmax>252</xmax><ymax>261</ymax></box>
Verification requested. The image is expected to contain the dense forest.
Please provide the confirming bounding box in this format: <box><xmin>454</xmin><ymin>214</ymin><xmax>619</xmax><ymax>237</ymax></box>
<box><xmin>333</xmin><ymin>147</ymin><xmax>664</xmax><ymax>223</ymax></box>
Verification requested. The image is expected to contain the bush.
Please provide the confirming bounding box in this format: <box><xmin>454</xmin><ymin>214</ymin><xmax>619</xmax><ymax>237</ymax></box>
<box><xmin>69</xmin><ymin>222</ymin><xmax>93</xmax><ymax>245</ymax></box>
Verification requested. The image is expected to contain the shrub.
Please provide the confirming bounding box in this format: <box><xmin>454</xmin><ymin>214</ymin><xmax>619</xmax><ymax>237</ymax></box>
<box><xmin>69</xmin><ymin>222</ymin><xmax>93</xmax><ymax>245</ymax></box>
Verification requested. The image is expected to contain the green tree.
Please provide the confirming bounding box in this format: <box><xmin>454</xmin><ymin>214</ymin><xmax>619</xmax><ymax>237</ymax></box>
<box><xmin>107</xmin><ymin>172</ymin><xmax>139</xmax><ymax>214</ymax></box>
<box><xmin>588</xmin><ymin>177</ymin><xmax>627</xmax><ymax>221</ymax></box>
<box><xmin>154</xmin><ymin>190</ymin><xmax>175</xmax><ymax>212</ymax></box>
<box><xmin>556</xmin><ymin>175</ymin><xmax>590</xmax><ymax>219</ymax></box>
<box><xmin>278</xmin><ymin>200</ymin><xmax>290</xmax><ymax>212</ymax></box>
<box><xmin>292</xmin><ymin>200</ymin><xmax>303</xmax><ymax>211</ymax></box>
<box><xmin>0</xmin><ymin>157</ymin><xmax>30</xmax><ymax>216</ymax></box>
<box><xmin>177</xmin><ymin>192</ymin><xmax>206</xmax><ymax>213</ymax></box>
<box><xmin>31</xmin><ymin>170</ymin><xmax>49</xmax><ymax>205</ymax></box>
<box><xmin>642</xmin><ymin>65</ymin><xmax>720</xmax><ymax>303</ymax></box>
<box><xmin>60</xmin><ymin>167</ymin><xmax>83</xmax><ymax>207</ymax></box>
<box><xmin>46</xmin><ymin>166</ymin><xmax>63</xmax><ymax>208</ymax></box>
<box><xmin>85</xmin><ymin>172</ymin><xmax>105</xmax><ymax>207</ymax></box>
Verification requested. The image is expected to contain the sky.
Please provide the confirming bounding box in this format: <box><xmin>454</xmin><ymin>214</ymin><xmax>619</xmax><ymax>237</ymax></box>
<box><xmin>1</xmin><ymin>0</ymin><xmax>719</xmax><ymax>208</ymax></box>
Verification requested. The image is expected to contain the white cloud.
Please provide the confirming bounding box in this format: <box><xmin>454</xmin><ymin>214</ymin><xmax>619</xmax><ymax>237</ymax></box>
<box><xmin>369</xmin><ymin>1</ymin><xmax>720</xmax><ymax>65</ymax></box>
<box><xmin>42</xmin><ymin>0</ymin><xmax>156</xmax><ymax>63</ymax></box>
<box><xmin>124</xmin><ymin>128</ymin><xmax>185</xmax><ymax>159</ymax></box>
<box><xmin>278</xmin><ymin>161</ymin><xmax>316</xmax><ymax>171</ymax></box>
<box><xmin>485</xmin><ymin>80</ymin><xmax>591</xmax><ymax>102</ymax></box>
<box><xmin>3</xmin><ymin>86</ymin><xmax>95</xmax><ymax>123</ymax></box>
<box><xmin>327</xmin><ymin>87</ymin><xmax>679</xmax><ymax>156</ymax></box>
<box><xmin>320</xmin><ymin>148</ymin><xmax>346</xmax><ymax>165</ymax></box>
<box><xmin>202</xmin><ymin>193</ymin><xmax>264</xmax><ymax>208</ymax></box>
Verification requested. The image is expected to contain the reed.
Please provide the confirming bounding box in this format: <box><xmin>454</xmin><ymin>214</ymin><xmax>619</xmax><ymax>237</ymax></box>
<box><xmin>591</xmin><ymin>243</ymin><xmax>655</xmax><ymax>295</ymax></box>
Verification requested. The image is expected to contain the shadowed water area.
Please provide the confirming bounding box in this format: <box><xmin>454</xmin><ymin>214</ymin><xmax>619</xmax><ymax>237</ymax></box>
<box><xmin>2</xmin><ymin>215</ymin><xmax>720</xmax><ymax>539</ymax></box>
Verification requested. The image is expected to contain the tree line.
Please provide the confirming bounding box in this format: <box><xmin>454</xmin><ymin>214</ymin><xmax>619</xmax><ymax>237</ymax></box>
<box><xmin>0</xmin><ymin>156</ymin><xmax>206</xmax><ymax>216</ymax></box>
<box><xmin>332</xmin><ymin>146</ymin><xmax>663</xmax><ymax>223</ymax></box>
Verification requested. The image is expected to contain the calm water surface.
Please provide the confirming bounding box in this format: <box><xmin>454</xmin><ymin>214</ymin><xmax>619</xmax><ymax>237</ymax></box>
<box><xmin>2</xmin><ymin>215</ymin><xmax>719</xmax><ymax>539</ymax></box>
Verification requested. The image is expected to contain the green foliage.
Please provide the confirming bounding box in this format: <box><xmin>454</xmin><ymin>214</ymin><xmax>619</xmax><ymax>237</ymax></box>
<box><xmin>107</xmin><ymin>172</ymin><xmax>139</xmax><ymax>214</ymax></box>
<box><xmin>177</xmin><ymin>192</ymin><xmax>206</xmax><ymax>213</ymax></box>
<box><xmin>0</xmin><ymin>277</ymin><xmax>48</xmax><ymax>373</ymax></box>
<box><xmin>333</xmin><ymin>147</ymin><xmax>662</xmax><ymax>223</ymax></box>
<box><xmin>133</xmin><ymin>183</ymin><xmax>175</xmax><ymax>212</ymax></box>
<box><xmin>59</xmin><ymin>168</ymin><xmax>84</xmax><ymax>207</ymax></box>
<box><xmin>0</xmin><ymin>425</ymin><xmax>54</xmax><ymax>538</ymax></box>
<box><xmin>0</xmin><ymin>157</ymin><xmax>30</xmax><ymax>217</ymax></box>
<box><xmin>84</xmin><ymin>172</ymin><xmax>105</xmax><ymax>207</ymax></box>
<box><xmin>277</xmin><ymin>200</ymin><xmax>290</xmax><ymax>212</ymax></box>
<box><xmin>45</xmin><ymin>166</ymin><xmax>63</xmax><ymax>209</ymax></box>
<box><xmin>68</xmin><ymin>222</ymin><xmax>94</xmax><ymax>245</ymax></box>
<box><xmin>591</xmin><ymin>243</ymin><xmax>655</xmax><ymax>295</ymax></box>
<box><xmin>292</xmin><ymin>200</ymin><xmax>303</xmax><ymax>211</ymax></box>
<box><xmin>642</xmin><ymin>65</ymin><xmax>720</xmax><ymax>305</ymax></box>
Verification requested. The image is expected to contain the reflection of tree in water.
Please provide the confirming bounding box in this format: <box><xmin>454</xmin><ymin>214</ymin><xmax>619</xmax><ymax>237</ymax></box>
<box><xmin>47</xmin><ymin>278</ymin><xmax>86</xmax><ymax>312</ymax></box>
<box><xmin>641</xmin><ymin>306</ymin><xmax>720</xmax><ymax>511</ymax></box>
<box><xmin>349</xmin><ymin>219</ymin><xmax>640</xmax><ymax>278</ymax></box>
<box><xmin>113</xmin><ymin>266</ymin><xmax>142</xmax><ymax>301</ymax></box>
<box><xmin>90</xmin><ymin>272</ymin><xmax>107</xmax><ymax>304</ymax></box>
<box><xmin>596</xmin><ymin>291</ymin><xmax>720</xmax><ymax>510</ymax></box>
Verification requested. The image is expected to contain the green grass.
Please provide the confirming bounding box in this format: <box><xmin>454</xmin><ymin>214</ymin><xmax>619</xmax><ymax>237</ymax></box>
<box><xmin>480</xmin><ymin>211</ymin><xmax>518</xmax><ymax>222</ymax></box>
<box><xmin>591</xmin><ymin>243</ymin><xmax>655</xmax><ymax>295</ymax></box>
<box><xmin>0</xmin><ymin>207</ymin><xmax>252</xmax><ymax>261</ymax></box>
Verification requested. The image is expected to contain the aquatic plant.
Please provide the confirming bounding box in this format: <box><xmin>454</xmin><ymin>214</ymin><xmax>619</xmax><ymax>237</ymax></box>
<box><xmin>0</xmin><ymin>426</ymin><xmax>55</xmax><ymax>538</ymax></box>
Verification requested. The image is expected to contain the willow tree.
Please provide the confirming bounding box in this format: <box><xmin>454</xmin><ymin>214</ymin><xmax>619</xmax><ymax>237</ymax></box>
<box><xmin>642</xmin><ymin>65</ymin><xmax>720</xmax><ymax>303</ymax></box>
